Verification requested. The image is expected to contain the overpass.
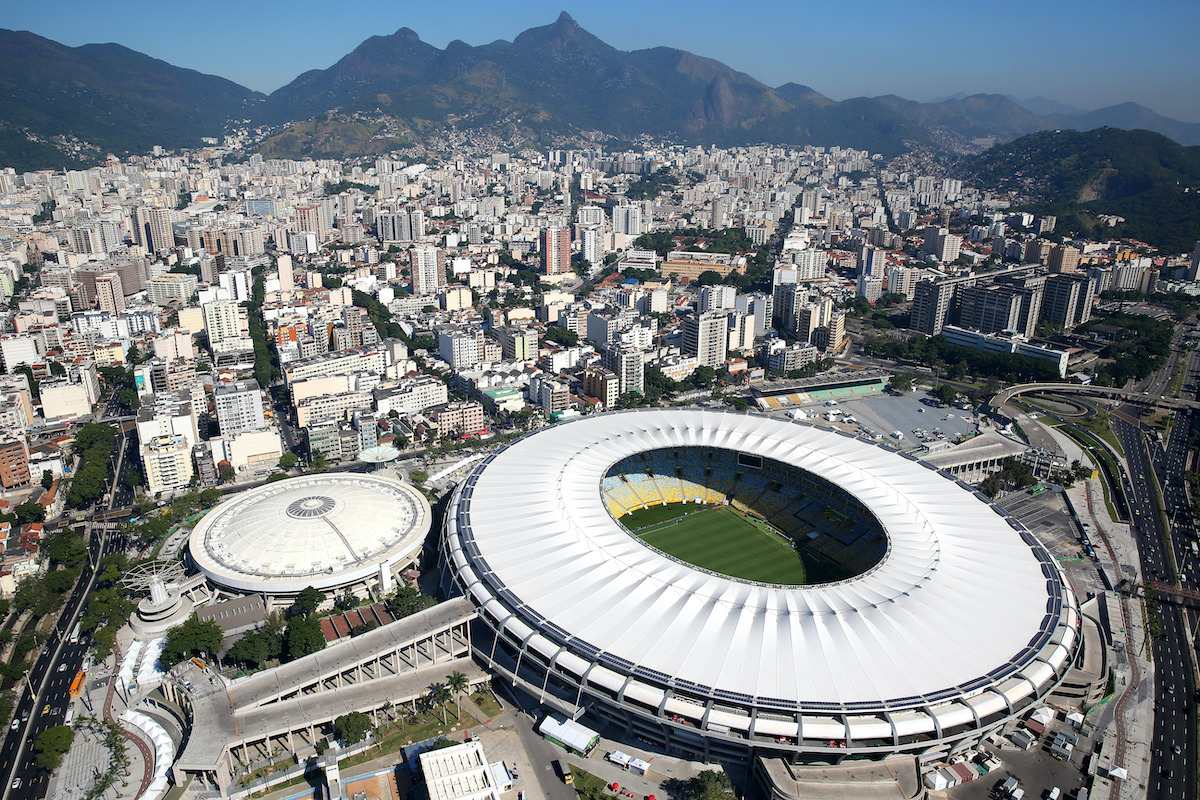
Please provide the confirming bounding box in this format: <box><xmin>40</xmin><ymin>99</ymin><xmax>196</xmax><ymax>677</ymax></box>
<box><xmin>990</xmin><ymin>382</ymin><xmax>1200</xmax><ymax>412</ymax></box>
<box><xmin>161</xmin><ymin>598</ymin><xmax>484</xmax><ymax>797</ymax></box>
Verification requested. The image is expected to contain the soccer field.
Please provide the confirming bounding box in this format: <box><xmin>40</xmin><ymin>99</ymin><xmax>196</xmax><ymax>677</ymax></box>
<box><xmin>620</xmin><ymin>503</ymin><xmax>808</xmax><ymax>584</ymax></box>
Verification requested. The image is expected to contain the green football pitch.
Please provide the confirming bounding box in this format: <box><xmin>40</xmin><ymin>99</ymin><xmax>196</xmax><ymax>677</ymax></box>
<box><xmin>620</xmin><ymin>503</ymin><xmax>808</xmax><ymax>584</ymax></box>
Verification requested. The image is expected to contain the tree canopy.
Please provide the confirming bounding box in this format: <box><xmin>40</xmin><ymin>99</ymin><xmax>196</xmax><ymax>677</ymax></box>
<box><xmin>333</xmin><ymin>711</ymin><xmax>372</xmax><ymax>745</ymax></box>
<box><xmin>33</xmin><ymin>725</ymin><xmax>74</xmax><ymax>770</ymax></box>
<box><xmin>160</xmin><ymin>614</ymin><xmax>223</xmax><ymax>668</ymax></box>
<box><xmin>284</xmin><ymin>615</ymin><xmax>326</xmax><ymax>661</ymax></box>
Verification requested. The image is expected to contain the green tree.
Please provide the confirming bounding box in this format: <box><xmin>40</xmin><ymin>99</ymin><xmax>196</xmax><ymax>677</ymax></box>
<box><xmin>278</xmin><ymin>452</ymin><xmax>298</xmax><ymax>471</ymax></box>
<box><xmin>386</xmin><ymin>584</ymin><xmax>433</xmax><ymax>620</ymax></box>
<box><xmin>427</xmin><ymin>682</ymin><xmax>452</xmax><ymax>724</ymax></box>
<box><xmin>288</xmin><ymin>586</ymin><xmax>324</xmax><ymax>618</ymax></box>
<box><xmin>13</xmin><ymin>579</ymin><xmax>50</xmax><ymax>614</ymax></box>
<box><xmin>446</xmin><ymin>670</ymin><xmax>469</xmax><ymax>721</ymax></box>
<box><xmin>334</xmin><ymin>590</ymin><xmax>358</xmax><ymax>612</ymax></box>
<box><xmin>226</xmin><ymin>631</ymin><xmax>270</xmax><ymax>669</ymax></box>
<box><xmin>931</xmin><ymin>384</ymin><xmax>958</xmax><ymax>406</ymax></box>
<box><xmin>543</xmin><ymin>327</ymin><xmax>578</xmax><ymax>347</ymax></box>
<box><xmin>332</xmin><ymin>711</ymin><xmax>372</xmax><ymax>745</ymax></box>
<box><xmin>40</xmin><ymin>470</ymin><xmax>54</xmax><ymax>490</ymax></box>
<box><xmin>284</xmin><ymin>615</ymin><xmax>325</xmax><ymax>661</ymax></box>
<box><xmin>690</xmin><ymin>365</ymin><xmax>717</xmax><ymax>389</ymax></box>
<box><xmin>14</xmin><ymin>501</ymin><xmax>45</xmax><ymax>524</ymax></box>
<box><xmin>888</xmin><ymin>374</ymin><xmax>913</xmax><ymax>393</ymax></box>
<box><xmin>685</xmin><ymin>770</ymin><xmax>734</xmax><ymax>800</ymax></box>
<box><xmin>217</xmin><ymin>461</ymin><xmax>235</xmax><ymax>483</ymax></box>
<box><xmin>160</xmin><ymin>614</ymin><xmax>224</xmax><ymax>668</ymax></box>
<box><xmin>33</xmin><ymin>725</ymin><xmax>74</xmax><ymax>770</ymax></box>
<box><xmin>409</xmin><ymin>469</ymin><xmax>428</xmax><ymax>485</ymax></box>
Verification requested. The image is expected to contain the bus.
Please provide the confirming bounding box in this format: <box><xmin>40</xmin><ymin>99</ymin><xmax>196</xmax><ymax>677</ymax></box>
<box><xmin>68</xmin><ymin>670</ymin><xmax>86</xmax><ymax>699</ymax></box>
<box><xmin>1028</xmin><ymin>483</ymin><xmax>1047</xmax><ymax>496</ymax></box>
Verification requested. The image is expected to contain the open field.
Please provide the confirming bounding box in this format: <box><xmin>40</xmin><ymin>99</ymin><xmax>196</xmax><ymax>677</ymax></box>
<box><xmin>620</xmin><ymin>503</ymin><xmax>808</xmax><ymax>584</ymax></box>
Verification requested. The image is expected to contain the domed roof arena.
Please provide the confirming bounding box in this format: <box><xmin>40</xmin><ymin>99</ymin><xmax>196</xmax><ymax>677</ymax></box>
<box><xmin>189</xmin><ymin>473</ymin><xmax>430</xmax><ymax>597</ymax></box>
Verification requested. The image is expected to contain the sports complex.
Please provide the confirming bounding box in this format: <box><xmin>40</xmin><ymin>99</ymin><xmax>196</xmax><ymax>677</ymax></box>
<box><xmin>443</xmin><ymin>408</ymin><xmax>1083</xmax><ymax>764</ymax></box>
<box><xmin>188</xmin><ymin>472</ymin><xmax>431</xmax><ymax>600</ymax></box>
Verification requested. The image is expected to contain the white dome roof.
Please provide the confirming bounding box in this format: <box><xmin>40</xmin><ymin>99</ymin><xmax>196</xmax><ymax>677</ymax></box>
<box><xmin>189</xmin><ymin>473</ymin><xmax>430</xmax><ymax>594</ymax></box>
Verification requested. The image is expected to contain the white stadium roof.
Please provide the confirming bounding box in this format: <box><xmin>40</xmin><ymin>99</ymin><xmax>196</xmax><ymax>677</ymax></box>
<box><xmin>189</xmin><ymin>473</ymin><xmax>430</xmax><ymax>594</ymax></box>
<box><xmin>447</xmin><ymin>409</ymin><xmax>1077</xmax><ymax>714</ymax></box>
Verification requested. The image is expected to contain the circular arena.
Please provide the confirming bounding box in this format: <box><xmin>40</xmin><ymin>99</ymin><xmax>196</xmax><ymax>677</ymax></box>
<box><xmin>443</xmin><ymin>409</ymin><xmax>1081</xmax><ymax>762</ymax></box>
<box><xmin>189</xmin><ymin>473</ymin><xmax>430</xmax><ymax>600</ymax></box>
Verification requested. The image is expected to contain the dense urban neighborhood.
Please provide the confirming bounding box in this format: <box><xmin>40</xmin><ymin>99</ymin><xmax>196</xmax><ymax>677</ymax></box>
<box><xmin>1</xmin><ymin>8</ymin><xmax>1199</xmax><ymax>800</ymax></box>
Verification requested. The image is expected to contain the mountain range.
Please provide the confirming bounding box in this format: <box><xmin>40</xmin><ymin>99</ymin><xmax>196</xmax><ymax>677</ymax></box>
<box><xmin>2</xmin><ymin>13</ymin><xmax>1200</xmax><ymax>171</ymax></box>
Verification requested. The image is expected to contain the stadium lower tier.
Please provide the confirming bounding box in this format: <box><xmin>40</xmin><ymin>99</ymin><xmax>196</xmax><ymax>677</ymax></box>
<box><xmin>457</xmin><ymin>600</ymin><xmax>1081</xmax><ymax>765</ymax></box>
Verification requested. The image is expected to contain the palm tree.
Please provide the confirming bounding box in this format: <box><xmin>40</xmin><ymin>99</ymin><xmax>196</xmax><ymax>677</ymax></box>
<box><xmin>446</xmin><ymin>671</ymin><xmax>469</xmax><ymax>722</ymax></box>
<box><xmin>428</xmin><ymin>682</ymin><xmax>452</xmax><ymax>725</ymax></box>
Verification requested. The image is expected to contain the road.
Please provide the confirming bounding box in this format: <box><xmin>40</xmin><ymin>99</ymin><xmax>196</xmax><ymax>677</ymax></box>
<box><xmin>1113</xmin><ymin>412</ymin><xmax>1197</xmax><ymax>800</ymax></box>
<box><xmin>0</xmin><ymin>529</ymin><xmax>105</xmax><ymax>800</ymax></box>
<box><xmin>0</xmin><ymin>428</ymin><xmax>132</xmax><ymax>800</ymax></box>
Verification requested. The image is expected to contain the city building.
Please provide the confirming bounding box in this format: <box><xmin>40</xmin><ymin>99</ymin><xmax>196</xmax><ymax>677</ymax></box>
<box><xmin>142</xmin><ymin>434</ymin><xmax>195</xmax><ymax>495</ymax></box>
<box><xmin>683</xmin><ymin>311</ymin><xmax>729</xmax><ymax>368</ymax></box>
<box><xmin>541</xmin><ymin>226</ymin><xmax>571</xmax><ymax>275</ymax></box>
<box><xmin>214</xmin><ymin>380</ymin><xmax>266</xmax><ymax>436</ymax></box>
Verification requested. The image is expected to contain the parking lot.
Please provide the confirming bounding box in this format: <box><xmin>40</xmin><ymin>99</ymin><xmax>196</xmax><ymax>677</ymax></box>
<box><xmin>947</xmin><ymin>718</ymin><xmax>1092</xmax><ymax>800</ymax></box>
<box><xmin>794</xmin><ymin>390</ymin><xmax>980</xmax><ymax>450</ymax></box>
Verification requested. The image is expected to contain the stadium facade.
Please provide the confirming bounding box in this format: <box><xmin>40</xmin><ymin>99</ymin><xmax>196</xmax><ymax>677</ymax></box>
<box><xmin>442</xmin><ymin>409</ymin><xmax>1082</xmax><ymax>764</ymax></box>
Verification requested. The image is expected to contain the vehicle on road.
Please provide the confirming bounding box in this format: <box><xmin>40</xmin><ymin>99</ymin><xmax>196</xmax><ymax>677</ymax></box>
<box><xmin>10</xmin><ymin>778</ymin><xmax>21</xmax><ymax>789</ymax></box>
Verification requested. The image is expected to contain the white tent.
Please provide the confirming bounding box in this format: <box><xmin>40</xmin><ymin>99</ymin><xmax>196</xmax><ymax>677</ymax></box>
<box><xmin>538</xmin><ymin>716</ymin><xmax>600</xmax><ymax>754</ymax></box>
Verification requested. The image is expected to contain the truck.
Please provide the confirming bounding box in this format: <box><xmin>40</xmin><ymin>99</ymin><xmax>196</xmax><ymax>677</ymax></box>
<box><xmin>551</xmin><ymin>760</ymin><xmax>572</xmax><ymax>785</ymax></box>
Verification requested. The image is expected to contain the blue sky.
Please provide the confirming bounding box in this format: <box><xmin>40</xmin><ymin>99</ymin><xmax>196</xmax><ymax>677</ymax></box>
<box><xmin>5</xmin><ymin>0</ymin><xmax>1199</xmax><ymax>120</ymax></box>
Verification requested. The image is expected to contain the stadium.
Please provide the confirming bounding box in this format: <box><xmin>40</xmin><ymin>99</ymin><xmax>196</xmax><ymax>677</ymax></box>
<box><xmin>443</xmin><ymin>408</ymin><xmax>1082</xmax><ymax>764</ymax></box>
<box><xmin>188</xmin><ymin>473</ymin><xmax>430</xmax><ymax>601</ymax></box>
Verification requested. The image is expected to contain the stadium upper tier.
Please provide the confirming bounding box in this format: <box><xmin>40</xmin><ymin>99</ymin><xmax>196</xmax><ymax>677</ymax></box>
<box><xmin>444</xmin><ymin>409</ymin><xmax>1080</xmax><ymax>757</ymax></box>
<box><xmin>189</xmin><ymin>473</ymin><xmax>430</xmax><ymax>596</ymax></box>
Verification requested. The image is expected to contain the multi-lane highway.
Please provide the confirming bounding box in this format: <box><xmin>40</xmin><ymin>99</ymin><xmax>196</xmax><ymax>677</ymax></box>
<box><xmin>0</xmin><ymin>528</ymin><xmax>105</xmax><ymax>800</ymax></box>
<box><xmin>0</xmin><ymin>427</ymin><xmax>133</xmax><ymax>800</ymax></box>
<box><xmin>1114</xmin><ymin>412</ymin><xmax>1198</xmax><ymax>800</ymax></box>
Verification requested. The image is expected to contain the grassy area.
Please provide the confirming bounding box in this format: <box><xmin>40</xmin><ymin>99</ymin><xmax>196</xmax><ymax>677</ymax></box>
<box><xmin>1077</xmin><ymin>413</ymin><xmax>1125</xmax><ymax>457</ymax></box>
<box><xmin>621</xmin><ymin>503</ymin><xmax>808</xmax><ymax>584</ymax></box>
<box><xmin>570</xmin><ymin>767</ymin><xmax>610</xmax><ymax>800</ymax></box>
<box><xmin>338</xmin><ymin>708</ymin><xmax>460</xmax><ymax>769</ymax></box>
<box><xmin>1059</xmin><ymin>424</ymin><xmax>1127</xmax><ymax>522</ymax></box>
<box><xmin>469</xmin><ymin>691</ymin><xmax>501</xmax><ymax>718</ymax></box>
